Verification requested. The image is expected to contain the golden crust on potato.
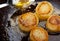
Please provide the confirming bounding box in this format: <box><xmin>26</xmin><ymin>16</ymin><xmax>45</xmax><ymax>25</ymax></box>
<box><xmin>36</xmin><ymin>1</ymin><xmax>53</xmax><ymax>20</ymax></box>
<box><xmin>30</xmin><ymin>27</ymin><xmax>48</xmax><ymax>41</ymax></box>
<box><xmin>18</xmin><ymin>12</ymin><xmax>39</xmax><ymax>32</ymax></box>
<box><xmin>46</xmin><ymin>15</ymin><xmax>60</xmax><ymax>32</ymax></box>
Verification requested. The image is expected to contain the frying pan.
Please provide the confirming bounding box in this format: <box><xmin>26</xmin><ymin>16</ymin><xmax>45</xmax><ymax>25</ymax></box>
<box><xmin>0</xmin><ymin>0</ymin><xmax>60</xmax><ymax>41</ymax></box>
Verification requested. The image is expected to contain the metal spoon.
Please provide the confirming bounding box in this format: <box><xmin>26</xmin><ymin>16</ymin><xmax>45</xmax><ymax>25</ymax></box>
<box><xmin>0</xmin><ymin>3</ymin><xmax>8</xmax><ymax>8</ymax></box>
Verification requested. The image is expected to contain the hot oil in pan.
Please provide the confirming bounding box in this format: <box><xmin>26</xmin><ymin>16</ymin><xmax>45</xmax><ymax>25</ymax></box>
<box><xmin>8</xmin><ymin>18</ymin><xmax>30</xmax><ymax>41</ymax></box>
<box><xmin>10</xmin><ymin>1</ymin><xmax>60</xmax><ymax>41</ymax></box>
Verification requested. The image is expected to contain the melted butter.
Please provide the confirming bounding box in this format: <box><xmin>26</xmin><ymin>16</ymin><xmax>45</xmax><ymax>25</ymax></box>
<box><xmin>15</xmin><ymin>2</ymin><xmax>30</xmax><ymax>8</ymax></box>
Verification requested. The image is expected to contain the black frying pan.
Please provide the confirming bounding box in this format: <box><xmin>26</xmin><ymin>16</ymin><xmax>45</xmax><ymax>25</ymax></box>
<box><xmin>0</xmin><ymin>0</ymin><xmax>60</xmax><ymax>41</ymax></box>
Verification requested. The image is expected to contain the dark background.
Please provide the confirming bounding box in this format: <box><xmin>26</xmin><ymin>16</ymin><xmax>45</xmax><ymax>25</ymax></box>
<box><xmin>0</xmin><ymin>0</ymin><xmax>7</xmax><ymax>4</ymax></box>
<box><xmin>0</xmin><ymin>0</ymin><xmax>60</xmax><ymax>4</ymax></box>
